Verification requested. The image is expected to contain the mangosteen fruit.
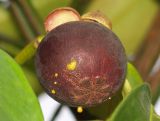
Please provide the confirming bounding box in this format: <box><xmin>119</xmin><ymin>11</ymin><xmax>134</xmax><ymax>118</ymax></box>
<box><xmin>35</xmin><ymin>8</ymin><xmax>127</xmax><ymax>107</ymax></box>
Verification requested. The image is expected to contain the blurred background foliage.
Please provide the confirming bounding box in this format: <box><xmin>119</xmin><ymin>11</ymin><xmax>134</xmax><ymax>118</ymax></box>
<box><xmin>0</xmin><ymin>0</ymin><xmax>160</xmax><ymax>120</ymax></box>
<box><xmin>0</xmin><ymin>0</ymin><xmax>158</xmax><ymax>55</ymax></box>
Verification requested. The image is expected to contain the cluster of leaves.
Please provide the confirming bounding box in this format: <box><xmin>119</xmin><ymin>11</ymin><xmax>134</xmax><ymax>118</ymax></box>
<box><xmin>0</xmin><ymin>49</ymin><xmax>160</xmax><ymax>121</ymax></box>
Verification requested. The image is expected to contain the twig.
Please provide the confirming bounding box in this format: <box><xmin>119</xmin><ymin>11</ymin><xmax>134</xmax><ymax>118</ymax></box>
<box><xmin>134</xmin><ymin>9</ymin><xmax>160</xmax><ymax>80</ymax></box>
<box><xmin>15</xmin><ymin>0</ymin><xmax>43</xmax><ymax>35</ymax></box>
<box><xmin>133</xmin><ymin>9</ymin><xmax>160</xmax><ymax>103</ymax></box>
<box><xmin>148</xmin><ymin>68</ymin><xmax>160</xmax><ymax>103</ymax></box>
<box><xmin>50</xmin><ymin>105</ymin><xmax>63</xmax><ymax>121</ymax></box>
<box><xmin>7</xmin><ymin>1</ymin><xmax>35</xmax><ymax>42</ymax></box>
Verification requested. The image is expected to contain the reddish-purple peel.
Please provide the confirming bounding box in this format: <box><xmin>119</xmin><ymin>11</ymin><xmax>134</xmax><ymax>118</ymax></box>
<box><xmin>35</xmin><ymin>21</ymin><xmax>127</xmax><ymax>107</ymax></box>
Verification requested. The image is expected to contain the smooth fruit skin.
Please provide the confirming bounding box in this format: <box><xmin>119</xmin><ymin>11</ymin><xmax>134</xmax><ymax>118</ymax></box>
<box><xmin>35</xmin><ymin>21</ymin><xmax>127</xmax><ymax>107</ymax></box>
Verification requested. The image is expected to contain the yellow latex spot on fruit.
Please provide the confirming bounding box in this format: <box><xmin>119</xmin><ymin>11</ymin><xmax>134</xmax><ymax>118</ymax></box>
<box><xmin>67</xmin><ymin>59</ymin><xmax>77</xmax><ymax>71</ymax></box>
<box><xmin>54</xmin><ymin>73</ymin><xmax>58</xmax><ymax>77</ymax></box>
<box><xmin>77</xmin><ymin>106</ymin><xmax>83</xmax><ymax>113</ymax></box>
<box><xmin>51</xmin><ymin>89</ymin><xmax>56</xmax><ymax>94</ymax></box>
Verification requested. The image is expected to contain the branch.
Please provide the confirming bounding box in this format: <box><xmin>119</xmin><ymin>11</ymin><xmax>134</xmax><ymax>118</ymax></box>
<box><xmin>15</xmin><ymin>0</ymin><xmax>43</xmax><ymax>35</ymax></box>
<box><xmin>7</xmin><ymin>1</ymin><xmax>35</xmax><ymax>42</ymax></box>
<box><xmin>148</xmin><ymin>68</ymin><xmax>160</xmax><ymax>103</ymax></box>
<box><xmin>134</xmin><ymin>9</ymin><xmax>160</xmax><ymax>80</ymax></box>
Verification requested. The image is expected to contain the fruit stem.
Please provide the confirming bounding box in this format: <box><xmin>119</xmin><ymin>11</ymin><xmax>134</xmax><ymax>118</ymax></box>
<box><xmin>14</xmin><ymin>35</ymin><xmax>44</xmax><ymax>65</ymax></box>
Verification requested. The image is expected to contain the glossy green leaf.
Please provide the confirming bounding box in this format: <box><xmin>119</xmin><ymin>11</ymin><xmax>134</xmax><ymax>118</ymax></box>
<box><xmin>22</xmin><ymin>66</ymin><xmax>42</xmax><ymax>95</ymax></box>
<box><xmin>0</xmin><ymin>49</ymin><xmax>43</xmax><ymax>121</ymax></box>
<box><xmin>122</xmin><ymin>63</ymin><xmax>143</xmax><ymax>96</ymax></box>
<box><xmin>126</xmin><ymin>63</ymin><xmax>143</xmax><ymax>87</ymax></box>
<box><xmin>109</xmin><ymin>84</ymin><xmax>151</xmax><ymax>121</ymax></box>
